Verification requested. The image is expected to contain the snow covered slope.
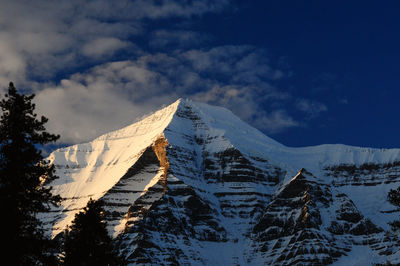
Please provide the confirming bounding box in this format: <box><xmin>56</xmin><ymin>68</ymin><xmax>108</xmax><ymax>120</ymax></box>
<box><xmin>42</xmin><ymin>101</ymin><xmax>179</xmax><ymax>237</ymax></box>
<box><xmin>43</xmin><ymin>99</ymin><xmax>400</xmax><ymax>265</ymax></box>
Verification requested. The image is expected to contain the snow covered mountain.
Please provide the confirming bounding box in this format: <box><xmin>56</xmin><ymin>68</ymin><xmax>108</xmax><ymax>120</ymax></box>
<box><xmin>42</xmin><ymin>99</ymin><xmax>400</xmax><ymax>265</ymax></box>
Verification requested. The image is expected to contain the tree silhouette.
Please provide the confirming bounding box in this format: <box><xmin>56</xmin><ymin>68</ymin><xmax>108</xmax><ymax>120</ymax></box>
<box><xmin>389</xmin><ymin>186</ymin><xmax>400</xmax><ymax>207</ymax></box>
<box><xmin>388</xmin><ymin>186</ymin><xmax>400</xmax><ymax>230</ymax></box>
<box><xmin>0</xmin><ymin>82</ymin><xmax>61</xmax><ymax>264</ymax></box>
<box><xmin>63</xmin><ymin>198</ymin><xmax>124</xmax><ymax>265</ymax></box>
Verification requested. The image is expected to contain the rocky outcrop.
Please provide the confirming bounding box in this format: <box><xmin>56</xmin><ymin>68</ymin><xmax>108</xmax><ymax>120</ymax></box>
<box><xmin>44</xmin><ymin>99</ymin><xmax>400</xmax><ymax>265</ymax></box>
<box><xmin>325</xmin><ymin>162</ymin><xmax>400</xmax><ymax>187</ymax></box>
<box><xmin>250</xmin><ymin>169</ymin><xmax>342</xmax><ymax>265</ymax></box>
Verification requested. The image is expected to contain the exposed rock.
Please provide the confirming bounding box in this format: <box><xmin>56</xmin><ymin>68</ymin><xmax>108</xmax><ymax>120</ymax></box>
<box><xmin>43</xmin><ymin>99</ymin><xmax>400</xmax><ymax>265</ymax></box>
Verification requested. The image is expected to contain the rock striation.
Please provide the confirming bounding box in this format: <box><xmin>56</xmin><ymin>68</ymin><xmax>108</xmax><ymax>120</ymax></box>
<box><xmin>42</xmin><ymin>99</ymin><xmax>400</xmax><ymax>265</ymax></box>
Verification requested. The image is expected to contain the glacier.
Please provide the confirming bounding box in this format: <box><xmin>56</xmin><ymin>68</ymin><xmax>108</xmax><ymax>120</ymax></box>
<box><xmin>41</xmin><ymin>99</ymin><xmax>400</xmax><ymax>265</ymax></box>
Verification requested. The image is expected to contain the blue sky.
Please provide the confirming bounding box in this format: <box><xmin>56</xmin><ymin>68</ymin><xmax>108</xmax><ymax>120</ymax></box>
<box><xmin>1</xmin><ymin>1</ymin><xmax>400</xmax><ymax>148</ymax></box>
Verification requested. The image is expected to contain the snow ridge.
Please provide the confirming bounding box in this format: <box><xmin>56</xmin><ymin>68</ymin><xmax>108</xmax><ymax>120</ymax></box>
<box><xmin>41</xmin><ymin>99</ymin><xmax>400</xmax><ymax>265</ymax></box>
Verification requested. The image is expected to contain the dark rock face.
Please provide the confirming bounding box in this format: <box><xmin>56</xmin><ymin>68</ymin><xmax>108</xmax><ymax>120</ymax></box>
<box><xmin>325</xmin><ymin>162</ymin><xmax>400</xmax><ymax>187</ymax></box>
<box><xmin>100</xmin><ymin>146</ymin><xmax>161</xmax><ymax>231</ymax></box>
<box><xmin>249</xmin><ymin>169</ymin><xmax>392</xmax><ymax>265</ymax></box>
<box><xmin>106</xmin><ymin>105</ymin><xmax>400</xmax><ymax>265</ymax></box>
<box><xmin>327</xmin><ymin>193</ymin><xmax>382</xmax><ymax>236</ymax></box>
<box><xmin>47</xmin><ymin>101</ymin><xmax>400</xmax><ymax>265</ymax></box>
<box><xmin>116</xmin><ymin>184</ymin><xmax>227</xmax><ymax>265</ymax></box>
<box><xmin>110</xmin><ymin>104</ymin><xmax>289</xmax><ymax>264</ymax></box>
<box><xmin>250</xmin><ymin>169</ymin><xmax>342</xmax><ymax>265</ymax></box>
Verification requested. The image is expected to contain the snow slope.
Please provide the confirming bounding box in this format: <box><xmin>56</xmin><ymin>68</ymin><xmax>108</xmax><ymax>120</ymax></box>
<box><xmin>42</xmin><ymin>99</ymin><xmax>400</xmax><ymax>265</ymax></box>
<box><xmin>43</xmin><ymin>100</ymin><xmax>179</xmax><ymax>236</ymax></box>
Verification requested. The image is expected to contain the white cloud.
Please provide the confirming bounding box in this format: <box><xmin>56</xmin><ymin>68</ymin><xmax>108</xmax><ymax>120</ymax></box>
<box><xmin>35</xmin><ymin>69</ymin><xmax>163</xmax><ymax>143</ymax></box>
<box><xmin>0</xmin><ymin>35</ymin><xmax>26</xmax><ymax>85</ymax></box>
<box><xmin>295</xmin><ymin>98</ymin><xmax>328</xmax><ymax>118</ymax></box>
<box><xmin>0</xmin><ymin>0</ymin><xmax>230</xmax><ymax>84</ymax></box>
<box><xmin>0</xmin><ymin>0</ymin><xmax>326</xmax><ymax>145</ymax></box>
<box><xmin>252</xmin><ymin>110</ymin><xmax>300</xmax><ymax>134</ymax></box>
<box><xmin>34</xmin><ymin>46</ymin><xmax>298</xmax><ymax>143</ymax></box>
<box><xmin>81</xmin><ymin>38</ymin><xmax>130</xmax><ymax>58</ymax></box>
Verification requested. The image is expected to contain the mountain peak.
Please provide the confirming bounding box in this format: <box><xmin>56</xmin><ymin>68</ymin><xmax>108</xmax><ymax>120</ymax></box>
<box><xmin>45</xmin><ymin>98</ymin><xmax>282</xmax><ymax>235</ymax></box>
<box><xmin>42</xmin><ymin>100</ymin><xmax>400</xmax><ymax>265</ymax></box>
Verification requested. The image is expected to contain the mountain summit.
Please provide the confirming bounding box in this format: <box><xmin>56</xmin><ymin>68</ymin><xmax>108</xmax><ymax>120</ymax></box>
<box><xmin>42</xmin><ymin>99</ymin><xmax>400</xmax><ymax>265</ymax></box>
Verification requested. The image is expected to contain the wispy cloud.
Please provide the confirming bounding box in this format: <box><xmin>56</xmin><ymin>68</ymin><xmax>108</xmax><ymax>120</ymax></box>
<box><xmin>0</xmin><ymin>0</ymin><xmax>230</xmax><ymax>84</ymax></box>
<box><xmin>295</xmin><ymin>98</ymin><xmax>328</xmax><ymax>119</ymax></box>
<box><xmin>81</xmin><ymin>38</ymin><xmax>131</xmax><ymax>58</ymax></box>
<box><xmin>0</xmin><ymin>0</ymin><xmax>326</xmax><ymax>144</ymax></box>
<box><xmin>251</xmin><ymin>110</ymin><xmax>300</xmax><ymax>134</ymax></box>
<box><xmin>149</xmin><ymin>30</ymin><xmax>209</xmax><ymax>49</ymax></box>
<box><xmin>35</xmin><ymin>46</ymin><xmax>296</xmax><ymax>143</ymax></box>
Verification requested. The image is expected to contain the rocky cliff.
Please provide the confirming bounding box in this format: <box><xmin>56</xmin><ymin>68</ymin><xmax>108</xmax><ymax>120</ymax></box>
<box><xmin>41</xmin><ymin>99</ymin><xmax>400</xmax><ymax>265</ymax></box>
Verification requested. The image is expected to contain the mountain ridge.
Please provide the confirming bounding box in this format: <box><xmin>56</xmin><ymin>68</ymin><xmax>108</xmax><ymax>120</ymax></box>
<box><xmin>41</xmin><ymin>99</ymin><xmax>400</xmax><ymax>265</ymax></box>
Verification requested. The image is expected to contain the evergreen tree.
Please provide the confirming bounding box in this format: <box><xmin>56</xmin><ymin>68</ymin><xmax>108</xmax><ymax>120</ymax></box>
<box><xmin>388</xmin><ymin>186</ymin><xmax>400</xmax><ymax>207</ymax></box>
<box><xmin>388</xmin><ymin>186</ymin><xmax>400</xmax><ymax>230</ymax></box>
<box><xmin>0</xmin><ymin>82</ymin><xmax>61</xmax><ymax>264</ymax></box>
<box><xmin>63</xmin><ymin>199</ymin><xmax>124</xmax><ymax>266</ymax></box>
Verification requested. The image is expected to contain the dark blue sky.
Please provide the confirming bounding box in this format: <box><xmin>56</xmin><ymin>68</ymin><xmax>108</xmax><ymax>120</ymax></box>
<box><xmin>205</xmin><ymin>1</ymin><xmax>400</xmax><ymax>148</ymax></box>
<box><xmin>2</xmin><ymin>1</ymin><xmax>400</xmax><ymax>148</ymax></box>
